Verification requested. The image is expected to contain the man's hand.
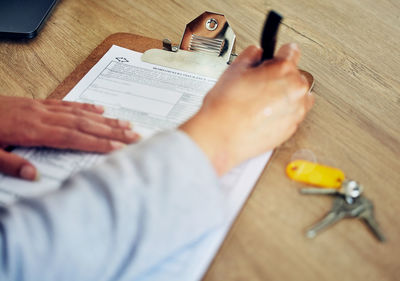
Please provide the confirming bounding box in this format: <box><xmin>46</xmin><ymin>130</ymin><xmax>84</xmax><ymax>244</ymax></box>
<box><xmin>180</xmin><ymin>43</ymin><xmax>314</xmax><ymax>175</ymax></box>
<box><xmin>0</xmin><ymin>97</ymin><xmax>140</xmax><ymax>180</ymax></box>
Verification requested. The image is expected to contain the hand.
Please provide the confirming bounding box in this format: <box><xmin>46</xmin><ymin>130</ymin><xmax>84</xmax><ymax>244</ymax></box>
<box><xmin>180</xmin><ymin>43</ymin><xmax>314</xmax><ymax>175</ymax></box>
<box><xmin>0</xmin><ymin>97</ymin><xmax>140</xmax><ymax>180</ymax></box>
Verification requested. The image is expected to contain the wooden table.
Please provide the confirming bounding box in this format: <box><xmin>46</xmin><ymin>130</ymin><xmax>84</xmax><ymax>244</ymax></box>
<box><xmin>1</xmin><ymin>0</ymin><xmax>399</xmax><ymax>280</ymax></box>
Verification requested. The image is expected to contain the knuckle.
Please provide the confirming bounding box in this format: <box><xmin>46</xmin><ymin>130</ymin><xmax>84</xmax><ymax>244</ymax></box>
<box><xmin>43</xmin><ymin>99</ymin><xmax>56</xmax><ymax>105</ymax></box>
<box><xmin>95</xmin><ymin>139</ymin><xmax>112</xmax><ymax>152</ymax></box>
<box><xmin>54</xmin><ymin>130</ymin><xmax>73</xmax><ymax>147</ymax></box>
<box><xmin>23</xmin><ymin>124</ymin><xmax>51</xmax><ymax>146</ymax></box>
<box><xmin>286</xmin><ymin>75</ymin><xmax>309</xmax><ymax>102</ymax></box>
<box><xmin>297</xmin><ymin>75</ymin><xmax>309</xmax><ymax>90</ymax></box>
<box><xmin>71</xmin><ymin>107</ymin><xmax>84</xmax><ymax>116</ymax></box>
<box><xmin>290</xmin><ymin>72</ymin><xmax>307</xmax><ymax>87</ymax></box>
<box><xmin>105</xmin><ymin>140</ymin><xmax>114</xmax><ymax>151</ymax></box>
<box><xmin>247</xmin><ymin>45</ymin><xmax>258</xmax><ymax>52</ymax></box>
<box><xmin>88</xmin><ymin>104</ymin><xmax>97</xmax><ymax>111</ymax></box>
<box><xmin>77</xmin><ymin>118</ymin><xmax>91</xmax><ymax>131</ymax></box>
<box><xmin>38</xmin><ymin>111</ymin><xmax>52</xmax><ymax>123</ymax></box>
<box><xmin>77</xmin><ymin>102</ymin><xmax>91</xmax><ymax>110</ymax></box>
<box><xmin>106</xmin><ymin>118</ymin><xmax>120</xmax><ymax>127</ymax></box>
<box><xmin>22</xmin><ymin>129</ymin><xmax>39</xmax><ymax>146</ymax></box>
<box><xmin>275</xmin><ymin>58</ymin><xmax>295</xmax><ymax>74</ymax></box>
<box><xmin>112</xmin><ymin>128</ymin><xmax>126</xmax><ymax>140</ymax></box>
<box><xmin>24</xmin><ymin>102</ymin><xmax>41</xmax><ymax>114</ymax></box>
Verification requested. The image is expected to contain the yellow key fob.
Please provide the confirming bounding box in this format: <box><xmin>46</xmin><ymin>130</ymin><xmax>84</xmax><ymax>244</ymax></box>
<box><xmin>286</xmin><ymin>160</ymin><xmax>345</xmax><ymax>188</ymax></box>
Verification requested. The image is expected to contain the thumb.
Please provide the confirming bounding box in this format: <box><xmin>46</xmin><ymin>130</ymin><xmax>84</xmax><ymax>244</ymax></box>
<box><xmin>0</xmin><ymin>149</ymin><xmax>37</xmax><ymax>180</ymax></box>
<box><xmin>232</xmin><ymin>45</ymin><xmax>263</xmax><ymax>67</ymax></box>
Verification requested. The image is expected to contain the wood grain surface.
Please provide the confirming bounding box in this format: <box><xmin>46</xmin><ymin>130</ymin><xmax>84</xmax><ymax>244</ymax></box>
<box><xmin>0</xmin><ymin>0</ymin><xmax>399</xmax><ymax>280</ymax></box>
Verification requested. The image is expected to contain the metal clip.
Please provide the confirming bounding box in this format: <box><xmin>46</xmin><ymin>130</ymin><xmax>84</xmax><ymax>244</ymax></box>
<box><xmin>180</xmin><ymin>11</ymin><xmax>236</xmax><ymax>64</ymax></box>
<box><xmin>162</xmin><ymin>39</ymin><xmax>178</xmax><ymax>52</ymax></box>
<box><xmin>142</xmin><ymin>12</ymin><xmax>237</xmax><ymax>78</ymax></box>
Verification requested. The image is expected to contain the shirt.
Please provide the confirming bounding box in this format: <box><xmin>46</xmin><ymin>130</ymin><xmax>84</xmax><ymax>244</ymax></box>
<box><xmin>0</xmin><ymin>130</ymin><xmax>225</xmax><ymax>281</ymax></box>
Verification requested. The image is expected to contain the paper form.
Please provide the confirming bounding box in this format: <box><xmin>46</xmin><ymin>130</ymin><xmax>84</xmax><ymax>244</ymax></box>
<box><xmin>0</xmin><ymin>45</ymin><xmax>272</xmax><ymax>279</ymax></box>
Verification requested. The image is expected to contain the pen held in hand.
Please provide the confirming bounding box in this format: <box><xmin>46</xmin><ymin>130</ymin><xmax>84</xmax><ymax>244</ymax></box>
<box><xmin>261</xmin><ymin>10</ymin><xmax>283</xmax><ymax>61</ymax></box>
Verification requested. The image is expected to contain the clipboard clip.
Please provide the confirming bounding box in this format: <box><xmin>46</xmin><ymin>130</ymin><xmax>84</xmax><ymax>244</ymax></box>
<box><xmin>142</xmin><ymin>12</ymin><xmax>236</xmax><ymax>78</ymax></box>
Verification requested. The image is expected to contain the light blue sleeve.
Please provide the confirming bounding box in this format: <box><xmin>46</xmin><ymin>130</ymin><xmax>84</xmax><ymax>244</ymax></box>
<box><xmin>0</xmin><ymin>130</ymin><xmax>225</xmax><ymax>281</ymax></box>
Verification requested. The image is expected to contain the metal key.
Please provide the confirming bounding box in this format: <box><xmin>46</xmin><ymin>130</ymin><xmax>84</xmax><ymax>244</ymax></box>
<box><xmin>300</xmin><ymin>180</ymin><xmax>363</xmax><ymax>204</ymax></box>
<box><xmin>306</xmin><ymin>196</ymin><xmax>366</xmax><ymax>238</ymax></box>
<box><xmin>357</xmin><ymin>198</ymin><xmax>386</xmax><ymax>242</ymax></box>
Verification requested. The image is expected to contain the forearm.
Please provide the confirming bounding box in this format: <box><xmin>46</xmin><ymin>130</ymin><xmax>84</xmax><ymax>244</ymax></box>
<box><xmin>0</xmin><ymin>130</ymin><xmax>224</xmax><ymax>281</ymax></box>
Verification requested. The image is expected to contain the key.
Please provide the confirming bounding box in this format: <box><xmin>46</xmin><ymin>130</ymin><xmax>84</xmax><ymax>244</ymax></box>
<box><xmin>306</xmin><ymin>208</ymin><xmax>344</xmax><ymax>238</ymax></box>
<box><xmin>300</xmin><ymin>180</ymin><xmax>363</xmax><ymax>204</ymax></box>
<box><xmin>300</xmin><ymin>188</ymin><xmax>338</xmax><ymax>195</ymax></box>
<box><xmin>306</xmin><ymin>196</ymin><xmax>366</xmax><ymax>238</ymax></box>
<box><xmin>357</xmin><ymin>198</ymin><xmax>386</xmax><ymax>242</ymax></box>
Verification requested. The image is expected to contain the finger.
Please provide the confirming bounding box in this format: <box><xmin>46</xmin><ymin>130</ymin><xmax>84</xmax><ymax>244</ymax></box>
<box><xmin>297</xmin><ymin>74</ymin><xmax>315</xmax><ymax>113</ymax></box>
<box><xmin>0</xmin><ymin>150</ymin><xmax>37</xmax><ymax>181</ymax></box>
<box><xmin>44</xmin><ymin>106</ymin><xmax>132</xmax><ymax>129</ymax></box>
<box><xmin>40</xmin><ymin>126</ymin><xmax>128</xmax><ymax>153</ymax></box>
<box><xmin>286</xmin><ymin>72</ymin><xmax>310</xmax><ymax>102</ymax></box>
<box><xmin>257</xmin><ymin>58</ymin><xmax>297</xmax><ymax>79</ymax></box>
<box><xmin>275</xmin><ymin>43</ymin><xmax>301</xmax><ymax>66</ymax></box>
<box><xmin>43</xmin><ymin>113</ymin><xmax>140</xmax><ymax>143</ymax></box>
<box><xmin>292</xmin><ymin>82</ymin><xmax>314</xmax><ymax>123</ymax></box>
<box><xmin>41</xmin><ymin>99</ymin><xmax>105</xmax><ymax>114</ymax></box>
<box><xmin>305</xmin><ymin>90</ymin><xmax>315</xmax><ymax>112</ymax></box>
<box><xmin>232</xmin><ymin>45</ymin><xmax>263</xmax><ymax>67</ymax></box>
<box><xmin>300</xmin><ymin>70</ymin><xmax>314</xmax><ymax>92</ymax></box>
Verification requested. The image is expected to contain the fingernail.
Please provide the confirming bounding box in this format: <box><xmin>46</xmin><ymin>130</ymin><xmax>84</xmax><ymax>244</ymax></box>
<box><xmin>94</xmin><ymin>105</ymin><xmax>104</xmax><ymax>112</ymax></box>
<box><xmin>300</xmin><ymin>74</ymin><xmax>308</xmax><ymax>83</ymax></box>
<box><xmin>125</xmin><ymin>130</ymin><xmax>140</xmax><ymax>140</ymax></box>
<box><xmin>118</xmin><ymin>120</ymin><xmax>132</xmax><ymax>129</ymax></box>
<box><xmin>289</xmin><ymin>43</ymin><xmax>299</xmax><ymax>51</ymax></box>
<box><xmin>110</xmin><ymin>141</ymin><xmax>126</xmax><ymax>150</ymax></box>
<box><xmin>20</xmin><ymin>165</ymin><xmax>37</xmax><ymax>181</ymax></box>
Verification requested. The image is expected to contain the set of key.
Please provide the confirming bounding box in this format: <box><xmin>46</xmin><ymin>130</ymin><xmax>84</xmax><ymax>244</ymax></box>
<box><xmin>286</xmin><ymin>160</ymin><xmax>385</xmax><ymax>242</ymax></box>
<box><xmin>301</xmin><ymin>180</ymin><xmax>385</xmax><ymax>241</ymax></box>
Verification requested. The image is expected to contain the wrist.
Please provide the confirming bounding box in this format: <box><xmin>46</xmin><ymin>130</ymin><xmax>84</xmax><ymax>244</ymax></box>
<box><xmin>179</xmin><ymin>111</ymin><xmax>234</xmax><ymax>176</ymax></box>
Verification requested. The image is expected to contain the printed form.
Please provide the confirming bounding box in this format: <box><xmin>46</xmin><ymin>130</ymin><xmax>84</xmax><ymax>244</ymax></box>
<box><xmin>0</xmin><ymin>45</ymin><xmax>272</xmax><ymax>279</ymax></box>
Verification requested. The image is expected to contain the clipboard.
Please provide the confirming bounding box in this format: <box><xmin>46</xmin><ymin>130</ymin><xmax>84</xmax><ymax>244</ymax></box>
<box><xmin>49</xmin><ymin>11</ymin><xmax>314</xmax><ymax>100</ymax></box>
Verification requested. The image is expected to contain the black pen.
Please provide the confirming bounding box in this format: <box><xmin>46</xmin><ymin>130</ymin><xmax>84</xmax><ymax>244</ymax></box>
<box><xmin>261</xmin><ymin>10</ymin><xmax>283</xmax><ymax>61</ymax></box>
